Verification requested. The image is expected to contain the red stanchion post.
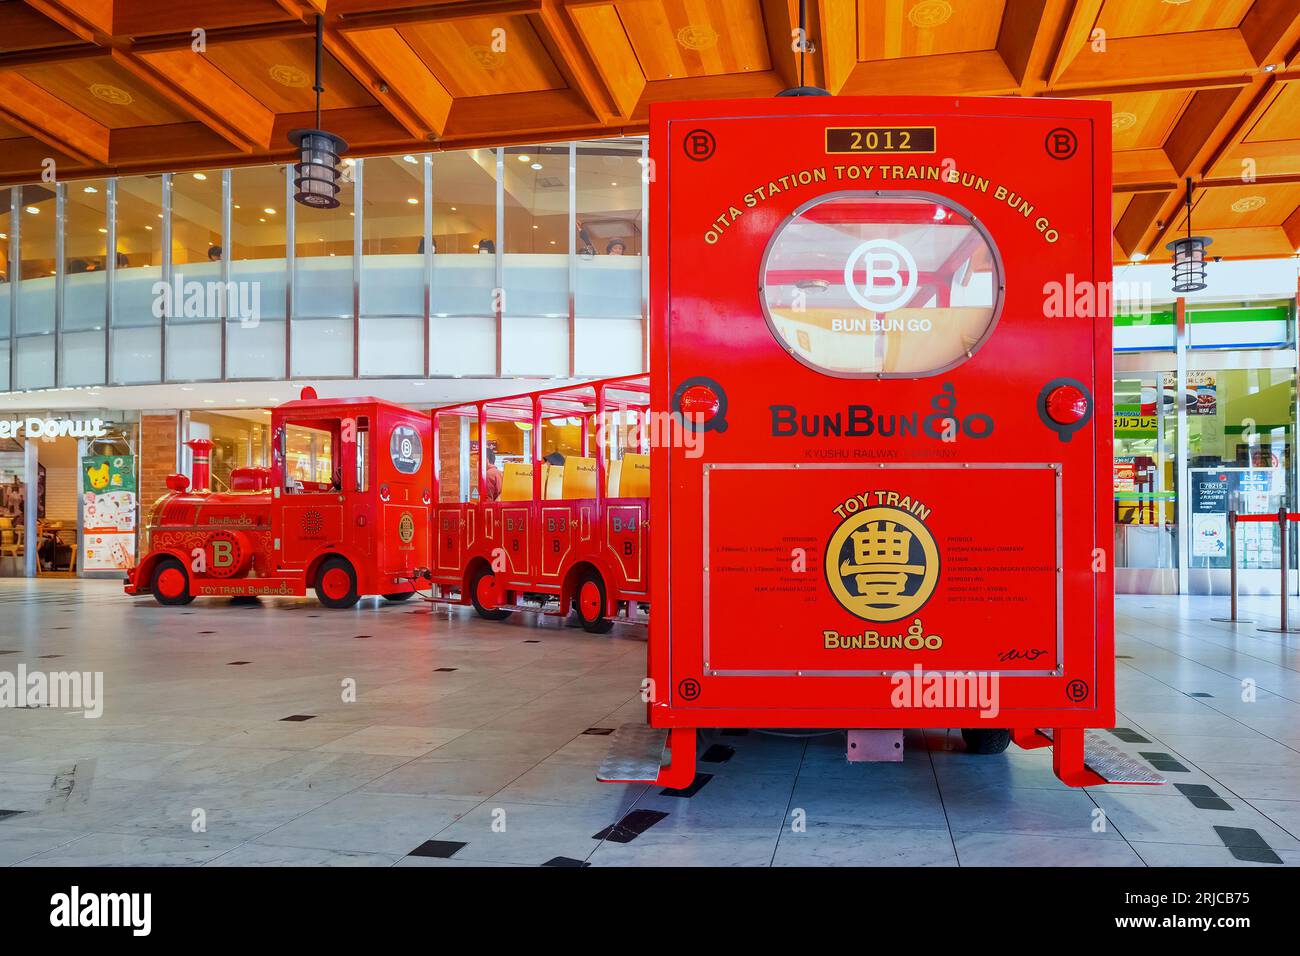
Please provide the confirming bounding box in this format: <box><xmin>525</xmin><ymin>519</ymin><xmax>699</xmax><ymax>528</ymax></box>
<box><xmin>1212</xmin><ymin>509</ymin><xmax>1250</xmax><ymax>624</ymax></box>
<box><xmin>1259</xmin><ymin>508</ymin><xmax>1300</xmax><ymax>634</ymax></box>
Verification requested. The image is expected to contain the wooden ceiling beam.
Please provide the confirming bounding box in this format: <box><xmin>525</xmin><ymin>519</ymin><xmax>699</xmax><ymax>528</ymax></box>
<box><xmin>111</xmin><ymin>49</ymin><xmax>276</xmax><ymax>153</ymax></box>
<box><xmin>337</xmin><ymin>26</ymin><xmax>454</xmax><ymax>138</ymax></box>
<box><xmin>566</xmin><ymin>0</ymin><xmax>647</xmax><ymax>117</ymax></box>
<box><xmin>0</xmin><ymin>71</ymin><xmax>108</xmax><ymax>165</ymax></box>
<box><xmin>336</xmin><ymin>0</ymin><xmax>544</xmax><ymax>31</ymax></box>
<box><xmin>999</xmin><ymin>0</ymin><xmax>1071</xmax><ymax>95</ymax></box>
<box><xmin>531</xmin><ymin>0</ymin><xmax>619</xmax><ymax>122</ymax></box>
<box><xmin>1046</xmin><ymin>0</ymin><xmax>1102</xmax><ymax>88</ymax></box>
<box><xmin>759</xmin><ymin>0</ymin><xmax>802</xmax><ymax>93</ymax></box>
<box><xmin>815</xmin><ymin>0</ymin><xmax>856</xmax><ymax>96</ymax></box>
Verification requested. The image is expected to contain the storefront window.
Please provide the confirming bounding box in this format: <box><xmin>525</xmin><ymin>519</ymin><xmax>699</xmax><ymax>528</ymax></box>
<box><xmin>575</xmin><ymin>139</ymin><xmax>642</xmax><ymax>319</ymax></box>
<box><xmin>14</xmin><ymin>184</ymin><xmax>56</xmax><ymax>389</ymax></box>
<box><xmin>1187</xmin><ymin>368</ymin><xmax>1297</xmax><ymax>572</ymax></box>
<box><xmin>1114</xmin><ymin>372</ymin><xmax>1179</xmax><ymax>588</ymax></box>
<box><xmin>761</xmin><ymin>193</ymin><xmax>1000</xmax><ymax>377</ymax></box>
<box><xmin>168</xmin><ymin>170</ymin><xmax>223</xmax><ymax>380</ymax></box>
<box><xmin>430</xmin><ymin>149</ymin><xmax>497</xmax><ymax>376</ymax></box>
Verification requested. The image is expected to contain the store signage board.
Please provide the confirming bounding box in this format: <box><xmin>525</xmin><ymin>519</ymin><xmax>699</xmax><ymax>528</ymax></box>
<box><xmin>0</xmin><ymin>418</ymin><xmax>109</xmax><ymax>440</ymax></box>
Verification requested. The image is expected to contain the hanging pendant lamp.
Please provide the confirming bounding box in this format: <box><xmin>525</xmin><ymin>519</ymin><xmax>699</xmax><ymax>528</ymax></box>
<box><xmin>288</xmin><ymin>14</ymin><xmax>348</xmax><ymax>209</ymax></box>
<box><xmin>1166</xmin><ymin>177</ymin><xmax>1211</xmax><ymax>293</ymax></box>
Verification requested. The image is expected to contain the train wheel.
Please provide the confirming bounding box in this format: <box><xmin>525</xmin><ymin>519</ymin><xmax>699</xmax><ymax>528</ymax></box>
<box><xmin>469</xmin><ymin>567</ymin><xmax>512</xmax><ymax>621</ymax></box>
<box><xmin>961</xmin><ymin>728</ymin><xmax>1012</xmax><ymax>755</ymax></box>
<box><xmin>575</xmin><ymin>572</ymin><xmax>614</xmax><ymax>634</ymax></box>
<box><xmin>382</xmin><ymin>591</ymin><xmax>415</xmax><ymax>602</ymax></box>
<box><xmin>151</xmin><ymin>557</ymin><xmax>194</xmax><ymax>607</ymax></box>
<box><xmin>315</xmin><ymin>557</ymin><xmax>360</xmax><ymax>609</ymax></box>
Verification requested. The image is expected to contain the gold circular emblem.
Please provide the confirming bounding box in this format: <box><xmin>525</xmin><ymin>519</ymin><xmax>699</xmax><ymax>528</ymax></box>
<box><xmin>908</xmin><ymin>0</ymin><xmax>953</xmax><ymax>29</ymax></box>
<box><xmin>89</xmin><ymin>84</ymin><xmax>133</xmax><ymax>106</ymax></box>
<box><xmin>398</xmin><ymin>512</ymin><xmax>416</xmax><ymax>544</ymax></box>
<box><xmin>1112</xmin><ymin>111</ymin><xmax>1137</xmax><ymax>133</ymax></box>
<box><xmin>676</xmin><ymin>24</ymin><xmax>718</xmax><ymax>50</ymax></box>
<box><xmin>1230</xmin><ymin>195</ymin><xmax>1265</xmax><ymax>213</ymax></box>
<box><xmin>269</xmin><ymin>64</ymin><xmax>310</xmax><ymax>88</ymax></box>
<box><xmin>825</xmin><ymin>505</ymin><xmax>939</xmax><ymax>622</ymax></box>
<box><xmin>469</xmin><ymin>45</ymin><xmax>504</xmax><ymax>70</ymax></box>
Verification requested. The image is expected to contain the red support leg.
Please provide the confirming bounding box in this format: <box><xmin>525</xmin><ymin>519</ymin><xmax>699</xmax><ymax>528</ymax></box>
<box><xmin>1012</xmin><ymin>727</ymin><xmax>1052</xmax><ymax>751</ymax></box>
<box><xmin>1052</xmin><ymin>727</ymin><xmax>1106</xmax><ymax>788</ymax></box>
<box><xmin>654</xmin><ymin>727</ymin><xmax>697</xmax><ymax>790</ymax></box>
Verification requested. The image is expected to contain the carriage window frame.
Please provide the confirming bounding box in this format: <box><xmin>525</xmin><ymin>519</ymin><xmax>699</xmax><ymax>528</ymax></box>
<box><xmin>757</xmin><ymin>189</ymin><xmax>1006</xmax><ymax>380</ymax></box>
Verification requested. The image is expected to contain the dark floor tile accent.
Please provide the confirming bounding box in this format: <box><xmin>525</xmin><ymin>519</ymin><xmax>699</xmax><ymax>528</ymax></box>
<box><xmin>701</xmin><ymin>744</ymin><xmax>736</xmax><ymax>764</ymax></box>
<box><xmin>1175</xmin><ymin>783</ymin><xmax>1233</xmax><ymax>811</ymax></box>
<box><xmin>38</xmin><ymin>655</ymin><xmax>62</xmax><ymax>659</ymax></box>
<box><xmin>198</xmin><ymin>631</ymin><xmax>216</xmax><ymax>635</ymax></box>
<box><xmin>523</xmin><ymin>640</ymin><xmax>541</xmax><ymax>644</ymax></box>
<box><xmin>0</xmin><ymin>810</ymin><xmax>25</xmax><ymax>820</ymax></box>
<box><xmin>434</xmin><ymin>667</ymin><xmax>458</xmax><ymax>672</ymax></box>
<box><xmin>281</xmin><ymin>715</ymin><xmax>317</xmax><ymax>722</ymax></box>
<box><xmin>593</xmin><ymin>809</ymin><xmax>669</xmax><ymax>844</ymax></box>
<box><xmin>354</xmin><ymin>635</ymin><xmax>370</xmax><ymax>639</ymax></box>
<box><xmin>1188</xmin><ymin>692</ymin><xmax>1214</xmax><ymax>698</ymax></box>
<box><xmin>0</xmin><ymin>650</ymin><xmax>17</xmax><ymax>655</ymax></box>
<box><xmin>542</xmin><ymin>856</ymin><xmax>590</xmax><ymax>867</ymax></box>
<box><xmin>226</xmin><ymin>661</ymin><xmax>252</xmax><ymax>666</ymax></box>
<box><xmin>660</xmin><ymin>772</ymin><xmax>713</xmax><ymax>798</ymax></box>
<box><xmin>583</xmin><ymin>727</ymin><xmax>614</xmax><ymax>736</ymax></box>
<box><xmin>1214</xmin><ymin>826</ymin><xmax>1283</xmax><ymax>864</ymax></box>
<box><xmin>1115</xmin><ymin>654</ymin><xmax>1133</xmax><ymax>660</ymax></box>
<box><xmin>1139</xmin><ymin>752</ymin><xmax>1190</xmax><ymax>773</ymax></box>
<box><xmin>1109</xmin><ymin>728</ymin><xmax>1151</xmax><ymax>744</ymax></box>
<box><xmin>52</xmin><ymin>627</ymin><xmax>69</xmax><ymax>631</ymax></box>
<box><xmin>720</xmin><ymin>728</ymin><xmax>749</xmax><ymax>737</ymax></box>
<box><xmin>408</xmin><ymin>840</ymin><xmax>466</xmax><ymax>859</ymax></box>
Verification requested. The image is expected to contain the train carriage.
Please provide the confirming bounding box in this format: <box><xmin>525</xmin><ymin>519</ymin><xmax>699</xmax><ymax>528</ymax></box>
<box><xmin>427</xmin><ymin>375</ymin><xmax>652</xmax><ymax>632</ymax></box>
<box><xmin>597</xmin><ymin>95</ymin><xmax>1162</xmax><ymax>790</ymax></box>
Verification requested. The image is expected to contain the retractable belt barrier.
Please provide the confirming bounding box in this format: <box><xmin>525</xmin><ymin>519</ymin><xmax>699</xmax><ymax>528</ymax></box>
<box><xmin>1215</xmin><ymin>508</ymin><xmax>1300</xmax><ymax>634</ymax></box>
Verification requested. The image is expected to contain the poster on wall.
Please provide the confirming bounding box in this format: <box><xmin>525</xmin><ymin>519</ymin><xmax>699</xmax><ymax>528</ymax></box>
<box><xmin>81</xmin><ymin>454</ymin><xmax>137</xmax><ymax>571</ymax></box>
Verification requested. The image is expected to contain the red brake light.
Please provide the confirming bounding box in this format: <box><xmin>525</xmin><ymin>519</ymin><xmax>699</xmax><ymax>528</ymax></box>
<box><xmin>680</xmin><ymin>384</ymin><xmax>720</xmax><ymax>421</ymax></box>
<box><xmin>1045</xmin><ymin>384</ymin><xmax>1088</xmax><ymax>425</ymax></box>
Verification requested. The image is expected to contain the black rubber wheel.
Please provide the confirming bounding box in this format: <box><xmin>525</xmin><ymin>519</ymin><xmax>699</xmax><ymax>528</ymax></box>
<box><xmin>382</xmin><ymin>590</ymin><xmax>416</xmax><ymax>602</ymax></box>
<box><xmin>574</xmin><ymin>571</ymin><xmax>614</xmax><ymax>634</ymax></box>
<box><xmin>150</xmin><ymin>557</ymin><xmax>194</xmax><ymax>606</ymax></box>
<box><xmin>314</xmin><ymin>557</ymin><xmax>360</xmax><ymax>609</ymax></box>
<box><xmin>961</xmin><ymin>728</ymin><xmax>1012</xmax><ymax>755</ymax></box>
<box><xmin>469</xmin><ymin>567</ymin><xmax>512</xmax><ymax>621</ymax></box>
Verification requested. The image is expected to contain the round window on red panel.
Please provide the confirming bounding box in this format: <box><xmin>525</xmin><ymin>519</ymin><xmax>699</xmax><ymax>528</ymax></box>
<box><xmin>760</xmin><ymin>192</ymin><xmax>1004</xmax><ymax>378</ymax></box>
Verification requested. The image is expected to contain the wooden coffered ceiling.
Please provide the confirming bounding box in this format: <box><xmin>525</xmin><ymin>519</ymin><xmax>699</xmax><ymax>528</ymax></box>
<box><xmin>2</xmin><ymin>0</ymin><xmax>1300</xmax><ymax>265</ymax></box>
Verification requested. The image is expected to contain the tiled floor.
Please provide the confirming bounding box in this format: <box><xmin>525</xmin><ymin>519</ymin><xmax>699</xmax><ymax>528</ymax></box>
<box><xmin>1</xmin><ymin>580</ymin><xmax>1298</xmax><ymax>866</ymax></box>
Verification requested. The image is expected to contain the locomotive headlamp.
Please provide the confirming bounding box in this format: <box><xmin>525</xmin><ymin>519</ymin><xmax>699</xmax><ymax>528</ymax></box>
<box><xmin>289</xmin><ymin>15</ymin><xmax>348</xmax><ymax>210</ymax></box>
<box><xmin>1166</xmin><ymin>177</ymin><xmax>1211</xmax><ymax>293</ymax></box>
<box><xmin>680</xmin><ymin>385</ymin><xmax>720</xmax><ymax>421</ymax></box>
<box><xmin>673</xmin><ymin>377</ymin><xmax>728</xmax><ymax>433</ymax></box>
<box><xmin>1045</xmin><ymin>383</ymin><xmax>1089</xmax><ymax>425</ymax></box>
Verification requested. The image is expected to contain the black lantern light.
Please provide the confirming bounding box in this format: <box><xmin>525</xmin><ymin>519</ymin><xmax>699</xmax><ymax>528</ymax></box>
<box><xmin>288</xmin><ymin>14</ymin><xmax>348</xmax><ymax>209</ymax></box>
<box><xmin>1166</xmin><ymin>176</ymin><xmax>1211</xmax><ymax>293</ymax></box>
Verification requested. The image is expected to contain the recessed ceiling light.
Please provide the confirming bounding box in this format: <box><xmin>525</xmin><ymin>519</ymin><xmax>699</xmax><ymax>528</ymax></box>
<box><xmin>450</xmin><ymin>206</ymin><xmax>457</xmax><ymax>211</ymax></box>
<box><xmin>83</xmin><ymin>186</ymin><xmax>98</xmax><ymax>193</ymax></box>
<box><xmin>157</xmin><ymin>214</ymin><xmax>163</xmax><ymax>219</ymax></box>
<box><xmin>25</xmin><ymin>206</ymin><xmax>39</xmax><ymax>214</ymax></box>
<box><xmin>532</xmin><ymin>224</ymin><xmax>539</xmax><ymax>229</ymax></box>
<box><xmin>192</xmin><ymin>173</ymin><xmax>207</xmax><ymax>181</ymax></box>
<box><xmin>233</xmin><ymin>204</ymin><xmax>241</xmax><ymax>209</ymax></box>
<box><xmin>611</xmin><ymin>181</ymin><xmax>617</xmax><ymax>186</ymax></box>
<box><xmin>531</xmin><ymin>163</ymin><xmax>542</xmax><ymax>170</ymax></box>
<box><xmin>518</xmin><ymin>155</ymin><xmax>530</xmax><ymax>162</ymax></box>
<box><xmin>145</xmin><ymin>225</ymin><xmax>152</xmax><ymax>231</ymax></box>
<box><xmin>264</xmin><ymin>208</ymin><xmax>276</xmax><ymax>215</ymax></box>
<box><xmin>403</xmin><ymin>155</ymin><xmax>417</xmax><ymax>164</ymax></box>
<box><xmin>98</xmin><ymin>228</ymin><xmax>107</xmax><ymax>234</ymax></box>
<box><xmin>258</xmin><ymin>218</ymin><xmax>266</xmax><ymax>223</ymax></box>
<box><xmin>1130</xmin><ymin>252</ymin><xmax>1147</xmax><ymax>263</ymax></box>
<box><xmin>407</xmin><ymin>197</ymin><xmax>419</xmax><ymax>204</ymax></box>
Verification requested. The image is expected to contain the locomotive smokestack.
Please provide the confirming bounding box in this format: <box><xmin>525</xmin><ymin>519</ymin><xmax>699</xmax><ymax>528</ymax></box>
<box><xmin>185</xmin><ymin>438</ymin><xmax>214</xmax><ymax>491</ymax></box>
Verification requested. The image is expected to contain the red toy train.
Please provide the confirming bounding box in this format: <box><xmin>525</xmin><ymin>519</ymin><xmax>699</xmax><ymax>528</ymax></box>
<box><xmin>126</xmin><ymin>377</ymin><xmax>652</xmax><ymax>631</ymax></box>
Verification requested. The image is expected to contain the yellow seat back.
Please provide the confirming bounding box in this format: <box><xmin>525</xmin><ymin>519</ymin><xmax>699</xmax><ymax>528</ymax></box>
<box><xmin>543</xmin><ymin>463</ymin><xmax>564</xmax><ymax>500</ymax></box>
<box><xmin>606</xmin><ymin>459</ymin><xmax>623</xmax><ymax>496</ymax></box>
<box><xmin>562</xmin><ymin>456</ymin><xmax>598</xmax><ymax>499</ymax></box>
<box><xmin>619</xmin><ymin>453</ymin><xmax>650</xmax><ymax>498</ymax></box>
<box><xmin>500</xmin><ymin>462</ymin><xmax>534</xmax><ymax>501</ymax></box>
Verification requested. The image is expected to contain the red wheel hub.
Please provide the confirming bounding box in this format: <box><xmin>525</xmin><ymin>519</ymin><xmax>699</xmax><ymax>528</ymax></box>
<box><xmin>156</xmin><ymin>566</ymin><xmax>185</xmax><ymax>599</ymax></box>
<box><xmin>321</xmin><ymin>567</ymin><xmax>351</xmax><ymax>601</ymax></box>
<box><xmin>476</xmin><ymin>574</ymin><xmax>499</xmax><ymax>609</ymax></box>
<box><xmin>579</xmin><ymin>580</ymin><xmax>602</xmax><ymax>620</ymax></box>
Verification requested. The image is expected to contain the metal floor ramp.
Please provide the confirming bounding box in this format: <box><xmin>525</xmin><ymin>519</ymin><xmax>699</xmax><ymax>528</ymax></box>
<box><xmin>1040</xmin><ymin>728</ymin><xmax>1166</xmax><ymax>785</ymax></box>
<box><xmin>596</xmin><ymin>723</ymin><xmax>670</xmax><ymax>783</ymax></box>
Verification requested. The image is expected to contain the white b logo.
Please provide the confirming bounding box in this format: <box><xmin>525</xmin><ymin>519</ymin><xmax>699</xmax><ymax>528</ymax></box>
<box><xmin>844</xmin><ymin>239</ymin><xmax>917</xmax><ymax>313</ymax></box>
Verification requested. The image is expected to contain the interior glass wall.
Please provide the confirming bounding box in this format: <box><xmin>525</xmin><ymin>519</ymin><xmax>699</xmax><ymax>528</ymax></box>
<box><xmin>62</xmin><ymin>179</ymin><xmax>108</xmax><ymax>385</ymax></box>
<box><xmin>229</xmin><ymin>165</ymin><xmax>287</xmax><ymax>379</ymax></box>
<box><xmin>1114</xmin><ymin>371</ymin><xmax>1179</xmax><ymax>592</ymax></box>
<box><xmin>111</xmin><ymin>175</ymin><xmax>164</xmax><ymax>384</ymax></box>
<box><xmin>2</xmin><ymin>137</ymin><xmax>650</xmax><ymax>393</ymax></box>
